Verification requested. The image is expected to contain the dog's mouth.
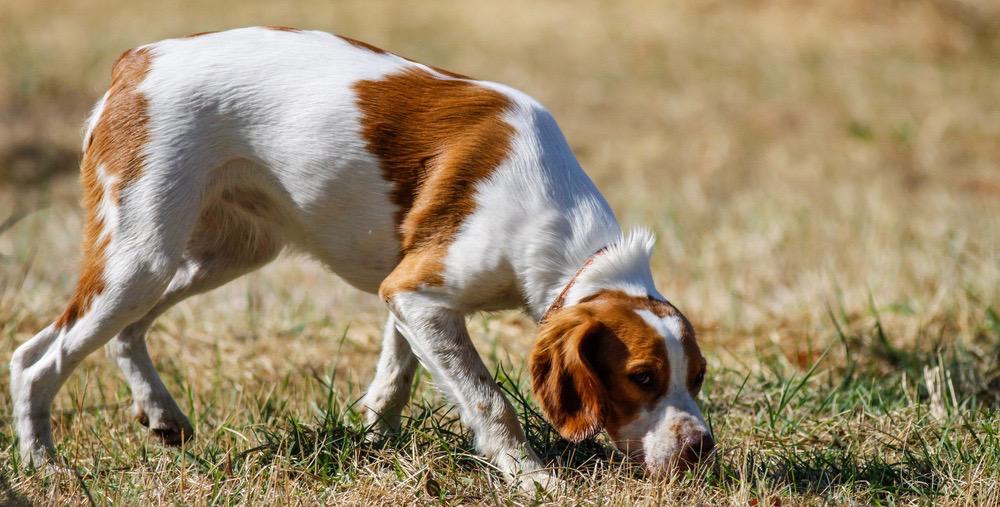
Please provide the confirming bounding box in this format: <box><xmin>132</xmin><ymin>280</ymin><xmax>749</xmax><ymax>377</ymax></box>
<box><xmin>643</xmin><ymin>451</ymin><xmax>718</xmax><ymax>476</ymax></box>
<box><xmin>608</xmin><ymin>435</ymin><xmax>645</xmax><ymax>460</ymax></box>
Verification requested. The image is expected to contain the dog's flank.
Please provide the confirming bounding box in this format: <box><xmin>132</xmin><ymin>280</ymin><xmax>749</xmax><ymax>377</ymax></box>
<box><xmin>9</xmin><ymin>27</ymin><xmax>711</xmax><ymax>488</ymax></box>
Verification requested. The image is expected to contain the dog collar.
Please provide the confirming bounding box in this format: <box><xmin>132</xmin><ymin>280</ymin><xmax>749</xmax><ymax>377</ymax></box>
<box><xmin>539</xmin><ymin>246</ymin><xmax>608</xmax><ymax>325</ymax></box>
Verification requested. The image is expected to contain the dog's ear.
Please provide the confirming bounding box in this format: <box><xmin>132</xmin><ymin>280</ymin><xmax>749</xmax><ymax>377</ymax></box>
<box><xmin>529</xmin><ymin>306</ymin><xmax>608</xmax><ymax>442</ymax></box>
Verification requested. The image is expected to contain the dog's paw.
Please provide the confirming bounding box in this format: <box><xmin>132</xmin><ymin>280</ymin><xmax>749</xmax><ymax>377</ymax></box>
<box><xmin>514</xmin><ymin>468</ymin><xmax>564</xmax><ymax>495</ymax></box>
<box><xmin>151</xmin><ymin>424</ymin><xmax>193</xmax><ymax>446</ymax></box>
<box><xmin>15</xmin><ymin>421</ymin><xmax>57</xmax><ymax>470</ymax></box>
<box><xmin>18</xmin><ymin>443</ymin><xmax>57</xmax><ymax>471</ymax></box>
<box><xmin>360</xmin><ymin>406</ymin><xmax>402</xmax><ymax>443</ymax></box>
<box><xmin>135</xmin><ymin>406</ymin><xmax>194</xmax><ymax>446</ymax></box>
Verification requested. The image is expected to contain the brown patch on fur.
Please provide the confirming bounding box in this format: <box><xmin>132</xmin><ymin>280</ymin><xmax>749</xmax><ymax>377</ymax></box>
<box><xmin>581</xmin><ymin>290</ymin><xmax>706</xmax><ymax>395</ymax></box>
<box><xmin>530</xmin><ymin>290</ymin><xmax>705</xmax><ymax>440</ymax></box>
<box><xmin>262</xmin><ymin>25</ymin><xmax>300</xmax><ymax>33</ymax></box>
<box><xmin>684</xmin><ymin>330</ymin><xmax>707</xmax><ymax>394</ymax></box>
<box><xmin>338</xmin><ymin>34</ymin><xmax>470</xmax><ymax>79</ymax></box>
<box><xmin>339</xmin><ymin>35</ymin><xmax>387</xmax><ymax>54</ymax></box>
<box><xmin>403</xmin><ymin>58</ymin><xmax>470</xmax><ymax>80</ymax></box>
<box><xmin>423</xmin><ymin>64</ymin><xmax>470</xmax><ymax>80</ymax></box>
<box><xmin>578</xmin><ymin>290</ymin><xmax>676</xmax><ymax>318</ymax></box>
<box><xmin>92</xmin><ymin>47</ymin><xmax>153</xmax><ymax>202</ymax></box>
<box><xmin>529</xmin><ymin>306</ymin><xmax>611</xmax><ymax>442</ymax></box>
<box><xmin>354</xmin><ymin>68</ymin><xmax>513</xmax><ymax>299</ymax></box>
<box><xmin>55</xmin><ymin>233</ymin><xmax>110</xmax><ymax>329</ymax></box>
<box><xmin>55</xmin><ymin>47</ymin><xmax>153</xmax><ymax>330</ymax></box>
<box><xmin>182</xmin><ymin>31</ymin><xmax>217</xmax><ymax>39</ymax></box>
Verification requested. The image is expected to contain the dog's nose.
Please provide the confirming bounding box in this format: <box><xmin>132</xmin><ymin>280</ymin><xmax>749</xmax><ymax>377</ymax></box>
<box><xmin>678</xmin><ymin>432</ymin><xmax>715</xmax><ymax>465</ymax></box>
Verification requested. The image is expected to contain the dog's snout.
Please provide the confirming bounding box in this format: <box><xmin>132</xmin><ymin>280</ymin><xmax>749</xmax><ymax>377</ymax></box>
<box><xmin>643</xmin><ymin>431</ymin><xmax>715</xmax><ymax>475</ymax></box>
<box><xmin>679</xmin><ymin>432</ymin><xmax>715</xmax><ymax>465</ymax></box>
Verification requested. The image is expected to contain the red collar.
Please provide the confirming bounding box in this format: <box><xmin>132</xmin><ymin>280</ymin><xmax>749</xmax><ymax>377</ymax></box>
<box><xmin>538</xmin><ymin>247</ymin><xmax>608</xmax><ymax>325</ymax></box>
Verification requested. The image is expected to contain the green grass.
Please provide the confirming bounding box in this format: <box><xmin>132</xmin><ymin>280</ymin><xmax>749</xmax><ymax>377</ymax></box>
<box><xmin>4</xmin><ymin>304</ymin><xmax>995</xmax><ymax>505</ymax></box>
<box><xmin>2</xmin><ymin>0</ymin><xmax>1000</xmax><ymax>504</ymax></box>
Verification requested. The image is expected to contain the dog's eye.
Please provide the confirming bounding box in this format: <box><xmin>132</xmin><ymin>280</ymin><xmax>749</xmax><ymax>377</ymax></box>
<box><xmin>693</xmin><ymin>370</ymin><xmax>706</xmax><ymax>390</ymax></box>
<box><xmin>629</xmin><ymin>371</ymin><xmax>654</xmax><ymax>387</ymax></box>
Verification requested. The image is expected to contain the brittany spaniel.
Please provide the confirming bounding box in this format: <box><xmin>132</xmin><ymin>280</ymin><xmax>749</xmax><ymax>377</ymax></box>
<box><xmin>9</xmin><ymin>27</ymin><xmax>713</xmax><ymax>488</ymax></box>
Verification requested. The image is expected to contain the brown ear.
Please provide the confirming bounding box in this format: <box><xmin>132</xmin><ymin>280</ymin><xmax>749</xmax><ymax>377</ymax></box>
<box><xmin>529</xmin><ymin>306</ymin><xmax>608</xmax><ymax>442</ymax></box>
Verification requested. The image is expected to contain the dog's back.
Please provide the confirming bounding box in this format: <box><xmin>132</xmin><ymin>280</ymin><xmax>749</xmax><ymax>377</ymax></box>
<box><xmin>76</xmin><ymin>26</ymin><xmax>608</xmax><ymax>298</ymax></box>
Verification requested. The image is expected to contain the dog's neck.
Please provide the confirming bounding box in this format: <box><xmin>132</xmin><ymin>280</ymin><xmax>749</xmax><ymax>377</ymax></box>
<box><xmin>537</xmin><ymin>246</ymin><xmax>608</xmax><ymax>324</ymax></box>
<box><xmin>507</xmin><ymin>108</ymin><xmax>662</xmax><ymax>321</ymax></box>
<box><xmin>525</xmin><ymin>227</ymin><xmax>662</xmax><ymax>322</ymax></box>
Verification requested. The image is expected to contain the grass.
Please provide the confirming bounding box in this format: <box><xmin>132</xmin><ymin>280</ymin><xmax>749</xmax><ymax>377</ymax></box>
<box><xmin>2</xmin><ymin>317</ymin><xmax>997</xmax><ymax>505</ymax></box>
<box><xmin>2</xmin><ymin>0</ymin><xmax>1000</xmax><ymax>504</ymax></box>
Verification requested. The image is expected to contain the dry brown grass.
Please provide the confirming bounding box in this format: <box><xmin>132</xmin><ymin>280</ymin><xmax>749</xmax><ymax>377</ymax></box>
<box><xmin>1</xmin><ymin>0</ymin><xmax>999</xmax><ymax>505</ymax></box>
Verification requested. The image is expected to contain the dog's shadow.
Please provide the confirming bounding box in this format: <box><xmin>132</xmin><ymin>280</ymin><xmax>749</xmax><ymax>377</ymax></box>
<box><xmin>0</xmin><ymin>469</ymin><xmax>32</xmax><ymax>507</ymax></box>
<box><xmin>229</xmin><ymin>362</ymin><xmax>957</xmax><ymax>502</ymax></box>
<box><xmin>248</xmin><ymin>366</ymin><xmax>635</xmax><ymax>488</ymax></box>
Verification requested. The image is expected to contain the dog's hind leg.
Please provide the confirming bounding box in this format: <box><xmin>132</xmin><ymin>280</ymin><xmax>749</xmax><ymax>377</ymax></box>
<box><xmin>9</xmin><ymin>45</ymin><xmax>209</xmax><ymax>462</ymax></box>
<box><xmin>9</xmin><ymin>182</ymin><xmax>200</xmax><ymax>465</ymax></box>
<box><xmin>107</xmin><ymin>196</ymin><xmax>283</xmax><ymax>446</ymax></box>
<box><xmin>361</xmin><ymin>314</ymin><xmax>419</xmax><ymax>434</ymax></box>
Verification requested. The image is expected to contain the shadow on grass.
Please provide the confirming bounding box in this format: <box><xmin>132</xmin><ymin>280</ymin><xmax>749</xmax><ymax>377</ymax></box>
<box><xmin>245</xmin><ymin>374</ymin><xmax>954</xmax><ymax>502</ymax></box>
<box><xmin>248</xmin><ymin>365</ymin><xmax>624</xmax><ymax>486</ymax></box>
<box><xmin>714</xmin><ymin>444</ymin><xmax>942</xmax><ymax>502</ymax></box>
<box><xmin>0</xmin><ymin>469</ymin><xmax>32</xmax><ymax>507</ymax></box>
<box><xmin>239</xmin><ymin>305</ymin><xmax>1000</xmax><ymax>501</ymax></box>
<box><xmin>242</xmin><ymin>368</ymin><xmax>949</xmax><ymax>502</ymax></box>
<box><xmin>703</xmin><ymin>302</ymin><xmax>1000</xmax><ymax>502</ymax></box>
<box><xmin>831</xmin><ymin>299</ymin><xmax>1000</xmax><ymax>407</ymax></box>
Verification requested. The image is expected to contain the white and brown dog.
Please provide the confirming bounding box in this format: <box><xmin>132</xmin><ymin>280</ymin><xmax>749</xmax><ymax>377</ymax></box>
<box><xmin>9</xmin><ymin>27</ymin><xmax>713</xmax><ymax>486</ymax></box>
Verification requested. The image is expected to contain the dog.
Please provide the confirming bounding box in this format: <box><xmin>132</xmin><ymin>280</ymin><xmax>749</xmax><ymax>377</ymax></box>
<box><xmin>9</xmin><ymin>26</ymin><xmax>713</xmax><ymax>487</ymax></box>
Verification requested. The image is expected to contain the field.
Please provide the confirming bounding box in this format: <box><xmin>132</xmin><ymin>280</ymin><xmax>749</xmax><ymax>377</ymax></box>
<box><xmin>1</xmin><ymin>0</ymin><xmax>999</xmax><ymax>505</ymax></box>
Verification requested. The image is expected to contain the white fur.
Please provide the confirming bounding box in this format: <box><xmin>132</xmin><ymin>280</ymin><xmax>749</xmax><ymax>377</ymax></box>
<box><xmin>562</xmin><ymin>227</ymin><xmax>662</xmax><ymax>307</ymax></box>
<box><xmin>9</xmin><ymin>27</ymin><xmax>691</xmax><ymax>487</ymax></box>
<box><xmin>81</xmin><ymin>91</ymin><xmax>109</xmax><ymax>152</ymax></box>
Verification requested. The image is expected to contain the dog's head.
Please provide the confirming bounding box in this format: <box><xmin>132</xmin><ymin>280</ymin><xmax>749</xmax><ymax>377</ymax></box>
<box><xmin>530</xmin><ymin>290</ymin><xmax>713</xmax><ymax>473</ymax></box>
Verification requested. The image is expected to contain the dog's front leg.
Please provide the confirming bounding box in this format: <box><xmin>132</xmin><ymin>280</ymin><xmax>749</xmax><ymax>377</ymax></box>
<box><xmin>361</xmin><ymin>314</ymin><xmax>418</xmax><ymax>434</ymax></box>
<box><xmin>385</xmin><ymin>291</ymin><xmax>558</xmax><ymax>491</ymax></box>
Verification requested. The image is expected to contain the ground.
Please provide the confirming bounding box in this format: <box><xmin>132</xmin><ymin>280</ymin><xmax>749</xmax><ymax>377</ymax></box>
<box><xmin>1</xmin><ymin>0</ymin><xmax>999</xmax><ymax>505</ymax></box>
